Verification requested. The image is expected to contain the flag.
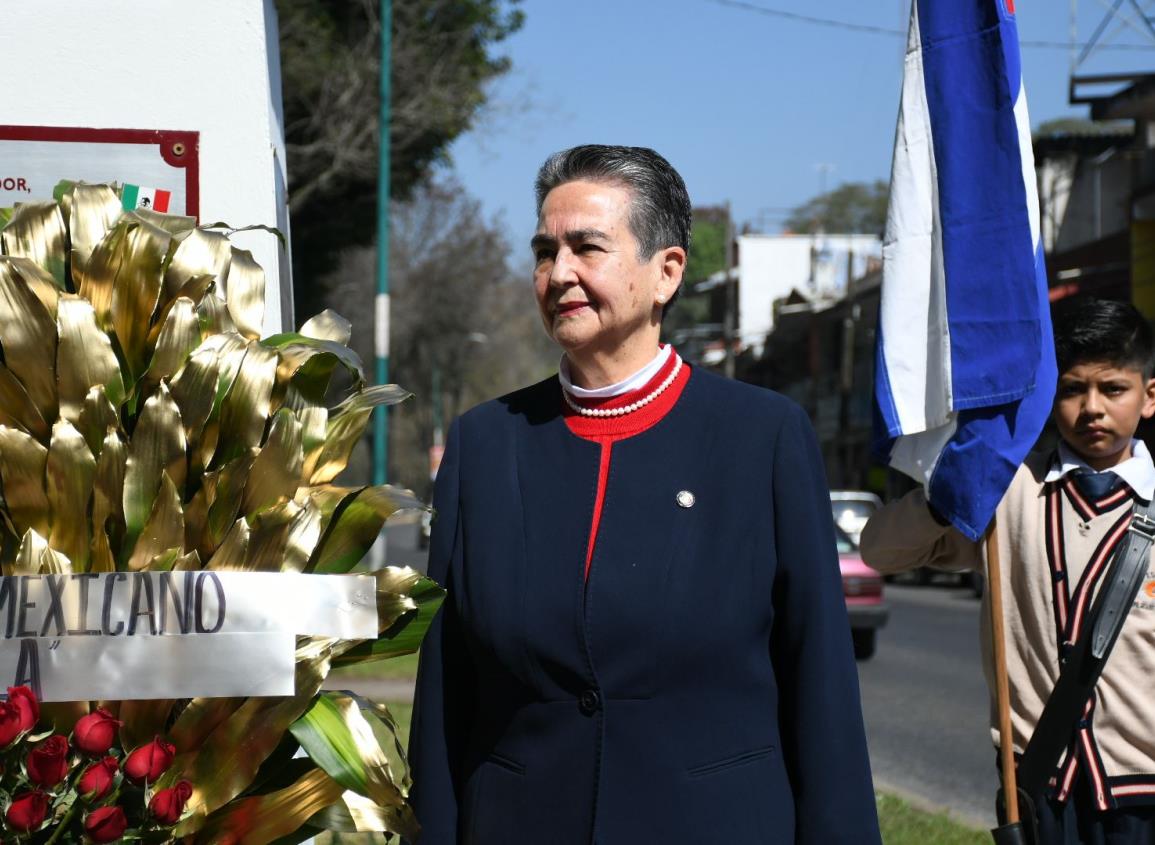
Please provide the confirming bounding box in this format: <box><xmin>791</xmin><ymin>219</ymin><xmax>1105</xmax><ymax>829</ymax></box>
<box><xmin>122</xmin><ymin>184</ymin><xmax>172</xmax><ymax>214</ymax></box>
<box><xmin>874</xmin><ymin>0</ymin><xmax>1056</xmax><ymax>541</ymax></box>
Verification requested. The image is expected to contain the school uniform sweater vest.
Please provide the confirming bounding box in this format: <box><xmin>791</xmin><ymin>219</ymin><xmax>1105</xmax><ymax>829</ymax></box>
<box><xmin>863</xmin><ymin>451</ymin><xmax>1155</xmax><ymax>810</ymax></box>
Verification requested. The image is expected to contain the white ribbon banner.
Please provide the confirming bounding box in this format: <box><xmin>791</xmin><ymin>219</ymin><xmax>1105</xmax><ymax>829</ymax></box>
<box><xmin>1</xmin><ymin>633</ymin><xmax>296</xmax><ymax>701</ymax></box>
<box><xmin>0</xmin><ymin>572</ymin><xmax>379</xmax><ymax>701</ymax></box>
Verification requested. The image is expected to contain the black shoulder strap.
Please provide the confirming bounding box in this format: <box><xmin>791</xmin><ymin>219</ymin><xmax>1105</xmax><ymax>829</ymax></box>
<box><xmin>1015</xmin><ymin>496</ymin><xmax>1155</xmax><ymax>799</ymax></box>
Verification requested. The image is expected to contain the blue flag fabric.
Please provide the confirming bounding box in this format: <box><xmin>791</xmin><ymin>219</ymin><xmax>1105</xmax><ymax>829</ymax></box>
<box><xmin>874</xmin><ymin>0</ymin><xmax>1056</xmax><ymax>541</ymax></box>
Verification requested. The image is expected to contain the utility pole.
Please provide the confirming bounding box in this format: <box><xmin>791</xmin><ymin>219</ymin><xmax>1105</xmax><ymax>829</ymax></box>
<box><xmin>370</xmin><ymin>0</ymin><xmax>392</xmax><ymax>571</ymax></box>
<box><xmin>723</xmin><ymin>201</ymin><xmax>737</xmax><ymax>379</ymax></box>
<box><xmin>374</xmin><ymin>0</ymin><xmax>392</xmax><ymax>489</ymax></box>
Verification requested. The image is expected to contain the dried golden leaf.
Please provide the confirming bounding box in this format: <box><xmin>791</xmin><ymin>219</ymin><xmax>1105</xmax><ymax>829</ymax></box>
<box><xmin>170</xmin><ymin>697</ymin><xmax>246</xmax><ymax>754</ymax></box>
<box><xmin>171</xmin><ymin>345</ymin><xmax>221</xmax><ymax>453</ymax></box>
<box><xmin>166</xmin><ymin>227</ymin><xmax>231</xmax><ymax>303</ymax></box>
<box><xmin>243</xmin><ymin>409</ymin><xmax>303</xmax><ymax>516</ymax></box>
<box><xmin>127</xmin><ymin>472</ymin><xmax>184</xmax><ymax>571</ymax></box>
<box><xmin>305</xmin><ymin>789</ymin><xmax>409</xmax><ymax>835</ymax></box>
<box><xmin>2</xmin><ymin>201</ymin><xmax>67</xmax><ymax>286</ymax></box>
<box><xmin>89</xmin><ymin>529</ymin><xmax>115</xmax><ymax>573</ymax></box>
<box><xmin>174</xmin><ymin>273</ymin><xmax>216</xmax><ymax>309</ymax></box>
<box><xmin>184</xmin><ymin>485</ymin><xmax>210</xmax><ymax>559</ymax></box>
<box><xmin>0</xmin><ymin>361</ymin><xmax>49</xmax><ymax>443</ymax></box>
<box><xmin>45</xmin><ymin>420</ymin><xmax>96</xmax><ymax>570</ymax></box>
<box><xmin>123</xmin><ymin>384</ymin><xmax>187</xmax><ymax>555</ymax></box>
<box><xmin>241</xmin><ymin>502</ymin><xmax>299</xmax><ymax>572</ymax></box>
<box><xmin>300</xmin><ymin>310</ymin><xmax>352</xmax><ymax>345</ymax></box>
<box><xmin>56</xmin><ymin>294</ymin><xmax>125</xmax><ymax>423</ymax></box>
<box><xmin>192</xmin><ymin>767</ymin><xmax>345</xmax><ymax>845</ymax></box>
<box><xmin>0</xmin><ymin>426</ymin><xmax>49</xmax><ymax>538</ymax></box>
<box><xmin>214</xmin><ymin>343</ymin><xmax>277</xmax><ymax>466</ymax></box>
<box><xmin>144</xmin><ymin>296</ymin><xmax>200</xmax><ymax>391</ymax></box>
<box><xmin>206</xmin><ymin>518</ymin><xmax>249</xmax><ymax>571</ymax></box>
<box><xmin>268</xmin><ymin>336</ymin><xmax>365</xmax><ymax>400</ymax></box>
<box><xmin>92</xmin><ymin>429</ymin><xmax>127</xmax><ymax>548</ymax></box>
<box><xmin>7</xmin><ymin>256</ymin><xmax>62</xmax><ymax>317</ymax></box>
<box><xmin>303</xmin><ymin>485</ymin><xmax>356</xmax><ymax>535</ymax></box>
<box><xmin>77</xmin><ymin>218</ymin><xmax>125</xmax><ymax>328</ymax></box>
<box><xmin>119</xmin><ymin>699</ymin><xmax>176</xmax><ymax>752</ymax></box>
<box><xmin>224</xmin><ymin>246</ymin><xmax>266</xmax><ymax>340</ymax></box>
<box><xmin>288</xmin><ymin>693</ymin><xmax>417</xmax><ymax>839</ymax></box>
<box><xmin>12</xmin><ymin>528</ymin><xmax>71</xmax><ymax>576</ymax></box>
<box><xmin>41</xmin><ymin>701</ymin><xmax>89</xmax><ymax>735</ymax></box>
<box><xmin>163</xmin><ymin>639</ymin><xmax>332</xmax><ymax>835</ymax></box>
<box><xmin>310</xmin><ymin>486</ymin><xmax>422</xmax><ymax>574</ymax></box>
<box><xmin>77</xmin><ymin>386</ymin><xmax>119</xmax><ymax>458</ymax></box>
<box><xmin>197</xmin><ymin>290</ymin><xmax>236</xmax><ymax>336</ymax></box>
<box><xmin>108</xmin><ymin>216</ymin><xmax>170</xmax><ymax>379</ymax></box>
<box><xmin>211</xmin><ymin>332</ymin><xmax>251</xmax><ymax>402</ymax></box>
<box><xmin>68</xmin><ymin>183</ymin><xmax>121</xmax><ymax>282</ymax></box>
<box><xmin>310</xmin><ymin>386</ymin><xmax>411</xmax><ymax>485</ymax></box>
<box><xmin>0</xmin><ymin>260</ymin><xmax>59</xmax><ymax>422</ymax></box>
<box><xmin>298</xmin><ymin>406</ymin><xmax>329</xmax><ymax>482</ymax></box>
<box><xmin>132</xmin><ymin>207</ymin><xmax>196</xmax><ymax>238</ymax></box>
<box><xmin>283</xmin><ymin>499</ymin><xmax>322</xmax><ymax>573</ymax></box>
<box><xmin>205</xmin><ymin>453</ymin><xmax>256</xmax><ymax>552</ymax></box>
<box><xmin>173</xmin><ymin>550</ymin><xmax>201</xmax><ymax>571</ymax></box>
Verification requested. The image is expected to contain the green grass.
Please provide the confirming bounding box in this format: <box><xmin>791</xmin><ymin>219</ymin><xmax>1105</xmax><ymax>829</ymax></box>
<box><xmin>328</xmin><ymin>650</ymin><xmax>421</xmax><ymax>680</ymax></box>
<box><xmin>877</xmin><ymin>792</ymin><xmax>988</xmax><ymax>844</ymax></box>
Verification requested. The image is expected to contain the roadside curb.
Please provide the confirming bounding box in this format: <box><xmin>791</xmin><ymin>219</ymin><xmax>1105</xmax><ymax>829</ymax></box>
<box><xmin>874</xmin><ymin>777</ymin><xmax>990</xmax><ymax>831</ymax></box>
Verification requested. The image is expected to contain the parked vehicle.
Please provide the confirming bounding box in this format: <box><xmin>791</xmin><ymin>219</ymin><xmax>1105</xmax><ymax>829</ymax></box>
<box><xmin>835</xmin><ymin>523</ymin><xmax>888</xmax><ymax>660</ymax></box>
<box><xmin>830</xmin><ymin>490</ymin><xmax>883</xmax><ymax>546</ymax></box>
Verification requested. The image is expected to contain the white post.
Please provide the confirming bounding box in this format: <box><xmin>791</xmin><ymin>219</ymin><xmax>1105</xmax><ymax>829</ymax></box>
<box><xmin>0</xmin><ymin>0</ymin><xmax>292</xmax><ymax>335</ymax></box>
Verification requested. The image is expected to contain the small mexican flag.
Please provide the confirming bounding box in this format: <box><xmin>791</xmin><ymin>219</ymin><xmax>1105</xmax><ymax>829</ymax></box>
<box><xmin>122</xmin><ymin>184</ymin><xmax>172</xmax><ymax>213</ymax></box>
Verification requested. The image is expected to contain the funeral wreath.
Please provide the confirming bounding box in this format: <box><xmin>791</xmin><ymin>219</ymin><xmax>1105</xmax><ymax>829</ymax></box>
<box><xmin>0</xmin><ymin>182</ymin><xmax>443</xmax><ymax>843</ymax></box>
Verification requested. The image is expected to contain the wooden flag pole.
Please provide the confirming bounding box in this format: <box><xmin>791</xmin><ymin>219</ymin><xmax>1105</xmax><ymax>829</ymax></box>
<box><xmin>987</xmin><ymin>516</ymin><xmax>1020</xmax><ymax>824</ymax></box>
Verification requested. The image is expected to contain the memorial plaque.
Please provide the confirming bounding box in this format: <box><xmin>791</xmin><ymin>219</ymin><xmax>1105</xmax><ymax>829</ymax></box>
<box><xmin>0</xmin><ymin>125</ymin><xmax>199</xmax><ymax>216</ymax></box>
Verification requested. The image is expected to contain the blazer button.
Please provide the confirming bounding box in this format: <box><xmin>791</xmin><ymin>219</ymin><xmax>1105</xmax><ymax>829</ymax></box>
<box><xmin>579</xmin><ymin>688</ymin><xmax>601</xmax><ymax>716</ymax></box>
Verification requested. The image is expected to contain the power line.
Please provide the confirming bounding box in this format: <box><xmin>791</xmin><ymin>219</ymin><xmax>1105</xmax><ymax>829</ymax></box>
<box><xmin>710</xmin><ymin>0</ymin><xmax>903</xmax><ymax>36</ymax></box>
<box><xmin>708</xmin><ymin>0</ymin><xmax>1155</xmax><ymax>51</ymax></box>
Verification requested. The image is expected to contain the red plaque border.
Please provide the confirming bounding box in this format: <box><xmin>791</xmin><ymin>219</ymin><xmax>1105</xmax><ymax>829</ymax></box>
<box><xmin>0</xmin><ymin>125</ymin><xmax>200</xmax><ymax>218</ymax></box>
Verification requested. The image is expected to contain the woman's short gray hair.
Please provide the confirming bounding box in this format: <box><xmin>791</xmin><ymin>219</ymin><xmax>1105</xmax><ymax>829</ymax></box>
<box><xmin>534</xmin><ymin>145</ymin><xmax>692</xmax><ymax>263</ymax></box>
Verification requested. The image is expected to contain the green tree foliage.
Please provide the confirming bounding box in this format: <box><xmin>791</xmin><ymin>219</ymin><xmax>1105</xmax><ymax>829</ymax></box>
<box><xmin>663</xmin><ymin>207</ymin><xmax>729</xmax><ymax>345</ymax></box>
<box><xmin>784</xmin><ymin>180</ymin><xmax>888</xmax><ymax>235</ymax></box>
<box><xmin>322</xmin><ymin>180</ymin><xmax>554</xmax><ymax>491</ymax></box>
<box><xmin>276</xmin><ymin>0</ymin><xmax>524</xmax><ymax>316</ymax></box>
<box><xmin>684</xmin><ymin>206</ymin><xmax>728</xmax><ymax>284</ymax></box>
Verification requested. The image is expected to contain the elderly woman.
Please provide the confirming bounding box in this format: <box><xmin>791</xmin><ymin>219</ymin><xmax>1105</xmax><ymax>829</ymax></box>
<box><xmin>409</xmin><ymin>145</ymin><xmax>880</xmax><ymax>844</ymax></box>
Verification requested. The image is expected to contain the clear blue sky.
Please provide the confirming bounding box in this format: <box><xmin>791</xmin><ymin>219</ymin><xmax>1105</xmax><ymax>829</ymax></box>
<box><xmin>445</xmin><ymin>0</ymin><xmax>1155</xmax><ymax>254</ymax></box>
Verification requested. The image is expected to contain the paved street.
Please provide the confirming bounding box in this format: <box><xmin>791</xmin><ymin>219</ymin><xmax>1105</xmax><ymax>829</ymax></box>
<box><xmin>377</xmin><ymin>521</ymin><xmax>997</xmax><ymax>827</ymax></box>
<box><xmin>859</xmin><ymin>583</ymin><xmax>995</xmax><ymax>828</ymax></box>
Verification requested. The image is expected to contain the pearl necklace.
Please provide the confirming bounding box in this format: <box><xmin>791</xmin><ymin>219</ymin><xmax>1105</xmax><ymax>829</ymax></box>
<box><xmin>563</xmin><ymin>356</ymin><xmax>683</xmax><ymax>418</ymax></box>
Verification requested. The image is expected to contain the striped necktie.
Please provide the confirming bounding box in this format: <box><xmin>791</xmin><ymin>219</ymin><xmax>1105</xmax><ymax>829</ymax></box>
<box><xmin>1072</xmin><ymin>470</ymin><xmax>1123</xmax><ymax>501</ymax></box>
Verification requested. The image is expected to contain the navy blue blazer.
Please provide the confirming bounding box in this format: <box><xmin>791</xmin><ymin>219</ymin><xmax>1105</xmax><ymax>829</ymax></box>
<box><xmin>409</xmin><ymin>367</ymin><xmax>880</xmax><ymax>844</ymax></box>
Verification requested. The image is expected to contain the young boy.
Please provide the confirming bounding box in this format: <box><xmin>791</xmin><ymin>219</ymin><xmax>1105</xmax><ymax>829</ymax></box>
<box><xmin>861</xmin><ymin>297</ymin><xmax>1155</xmax><ymax>841</ymax></box>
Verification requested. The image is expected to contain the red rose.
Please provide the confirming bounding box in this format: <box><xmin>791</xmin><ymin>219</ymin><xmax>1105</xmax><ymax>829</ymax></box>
<box><xmin>84</xmin><ymin>805</ymin><xmax>127</xmax><ymax>843</ymax></box>
<box><xmin>5</xmin><ymin>790</ymin><xmax>48</xmax><ymax>832</ymax></box>
<box><xmin>27</xmin><ymin>734</ymin><xmax>70</xmax><ymax>787</ymax></box>
<box><xmin>123</xmin><ymin>736</ymin><xmax>176</xmax><ymax>785</ymax></box>
<box><xmin>149</xmin><ymin>779</ymin><xmax>193</xmax><ymax>825</ymax></box>
<box><xmin>6</xmin><ymin>686</ymin><xmax>38</xmax><ymax>733</ymax></box>
<box><xmin>0</xmin><ymin>701</ymin><xmax>22</xmax><ymax>747</ymax></box>
<box><xmin>77</xmin><ymin>756</ymin><xmax>119</xmax><ymax>802</ymax></box>
<box><xmin>73</xmin><ymin>708</ymin><xmax>122</xmax><ymax>756</ymax></box>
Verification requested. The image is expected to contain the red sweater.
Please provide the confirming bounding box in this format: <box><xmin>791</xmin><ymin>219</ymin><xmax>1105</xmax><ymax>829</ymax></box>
<box><xmin>561</xmin><ymin>351</ymin><xmax>692</xmax><ymax>579</ymax></box>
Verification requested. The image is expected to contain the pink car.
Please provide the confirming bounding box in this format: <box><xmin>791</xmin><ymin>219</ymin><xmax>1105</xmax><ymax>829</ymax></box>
<box><xmin>835</xmin><ymin>523</ymin><xmax>888</xmax><ymax>660</ymax></box>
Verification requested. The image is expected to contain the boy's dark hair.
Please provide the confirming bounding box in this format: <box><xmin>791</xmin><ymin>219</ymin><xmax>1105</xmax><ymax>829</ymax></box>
<box><xmin>1052</xmin><ymin>296</ymin><xmax>1155</xmax><ymax>378</ymax></box>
